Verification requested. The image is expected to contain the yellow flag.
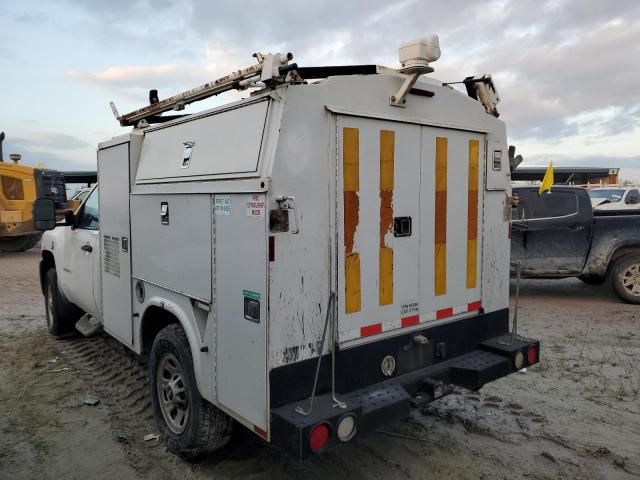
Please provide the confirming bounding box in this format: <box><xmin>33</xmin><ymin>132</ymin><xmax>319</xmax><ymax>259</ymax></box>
<box><xmin>539</xmin><ymin>162</ymin><xmax>554</xmax><ymax>195</ymax></box>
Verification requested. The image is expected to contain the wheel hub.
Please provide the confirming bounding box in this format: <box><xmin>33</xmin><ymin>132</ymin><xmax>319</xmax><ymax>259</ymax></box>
<box><xmin>621</xmin><ymin>264</ymin><xmax>640</xmax><ymax>296</ymax></box>
<box><xmin>156</xmin><ymin>353</ymin><xmax>189</xmax><ymax>434</ymax></box>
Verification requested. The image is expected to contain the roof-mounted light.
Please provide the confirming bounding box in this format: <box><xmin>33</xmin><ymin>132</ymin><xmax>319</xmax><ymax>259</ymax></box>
<box><xmin>391</xmin><ymin>35</ymin><xmax>440</xmax><ymax>107</ymax></box>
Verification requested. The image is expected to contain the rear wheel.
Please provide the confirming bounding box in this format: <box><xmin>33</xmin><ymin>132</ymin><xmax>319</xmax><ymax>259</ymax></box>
<box><xmin>611</xmin><ymin>255</ymin><xmax>640</xmax><ymax>304</ymax></box>
<box><xmin>578</xmin><ymin>274</ymin><xmax>606</xmax><ymax>285</ymax></box>
<box><xmin>149</xmin><ymin>324</ymin><xmax>232</xmax><ymax>461</ymax></box>
<box><xmin>44</xmin><ymin>268</ymin><xmax>83</xmax><ymax>337</ymax></box>
<box><xmin>0</xmin><ymin>233</ymin><xmax>41</xmax><ymax>252</ymax></box>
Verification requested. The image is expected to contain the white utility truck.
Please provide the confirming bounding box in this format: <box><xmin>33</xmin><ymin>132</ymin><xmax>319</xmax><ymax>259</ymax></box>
<box><xmin>34</xmin><ymin>37</ymin><xmax>540</xmax><ymax>460</ymax></box>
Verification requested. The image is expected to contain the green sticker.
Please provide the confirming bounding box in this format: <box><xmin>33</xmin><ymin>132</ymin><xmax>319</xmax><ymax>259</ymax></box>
<box><xmin>243</xmin><ymin>289</ymin><xmax>261</xmax><ymax>300</ymax></box>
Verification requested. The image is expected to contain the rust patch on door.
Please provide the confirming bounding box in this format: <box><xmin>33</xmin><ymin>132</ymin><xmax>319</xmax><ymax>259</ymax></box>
<box><xmin>344</xmin><ymin>191</ymin><xmax>359</xmax><ymax>254</ymax></box>
<box><xmin>379</xmin><ymin>190</ymin><xmax>393</xmax><ymax>247</ymax></box>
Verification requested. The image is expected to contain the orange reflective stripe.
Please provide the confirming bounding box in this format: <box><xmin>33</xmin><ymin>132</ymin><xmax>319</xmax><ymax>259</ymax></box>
<box><xmin>379</xmin><ymin>130</ymin><xmax>394</xmax><ymax>306</ymax></box>
<box><xmin>343</xmin><ymin>127</ymin><xmax>361</xmax><ymax>313</ymax></box>
<box><xmin>467</xmin><ymin>139</ymin><xmax>479</xmax><ymax>289</ymax></box>
<box><xmin>434</xmin><ymin>137</ymin><xmax>447</xmax><ymax>296</ymax></box>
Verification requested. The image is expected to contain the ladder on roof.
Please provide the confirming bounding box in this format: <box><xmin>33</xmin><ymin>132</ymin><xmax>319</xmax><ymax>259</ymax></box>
<box><xmin>110</xmin><ymin>52</ymin><xmax>294</xmax><ymax>127</ymax></box>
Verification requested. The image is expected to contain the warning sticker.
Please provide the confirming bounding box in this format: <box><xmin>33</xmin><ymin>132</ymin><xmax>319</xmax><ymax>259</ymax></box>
<box><xmin>246</xmin><ymin>194</ymin><xmax>266</xmax><ymax>217</ymax></box>
<box><xmin>400</xmin><ymin>301</ymin><xmax>419</xmax><ymax>316</ymax></box>
<box><xmin>214</xmin><ymin>196</ymin><xmax>232</xmax><ymax>216</ymax></box>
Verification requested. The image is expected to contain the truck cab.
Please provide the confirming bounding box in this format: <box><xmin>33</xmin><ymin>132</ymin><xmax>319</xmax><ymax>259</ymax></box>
<box><xmin>511</xmin><ymin>186</ymin><xmax>640</xmax><ymax>303</ymax></box>
<box><xmin>41</xmin><ymin>185</ymin><xmax>101</xmax><ymax>316</ymax></box>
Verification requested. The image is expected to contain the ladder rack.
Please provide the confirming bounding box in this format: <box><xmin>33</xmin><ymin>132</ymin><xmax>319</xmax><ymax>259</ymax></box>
<box><xmin>111</xmin><ymin>52</ymin><xmax>294</xmax><ymax>127</ymax></box>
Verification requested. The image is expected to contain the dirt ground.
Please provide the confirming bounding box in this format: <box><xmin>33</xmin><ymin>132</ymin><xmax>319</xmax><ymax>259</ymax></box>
<box><xmin>1</xmin><ymin>248</ymin><xmax>639</xmax><ymax>480</ymax></box>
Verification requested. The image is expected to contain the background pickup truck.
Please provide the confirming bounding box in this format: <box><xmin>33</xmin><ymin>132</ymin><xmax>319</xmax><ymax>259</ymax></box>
<box><xmin>511</xmin><ymin>186</ymin><xmax>640</xmax><ymax>304</ymax></box>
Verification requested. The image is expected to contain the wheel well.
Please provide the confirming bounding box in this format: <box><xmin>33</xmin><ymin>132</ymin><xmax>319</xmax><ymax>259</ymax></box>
<box><xmin>141</xmin><ymin>306</ymin><xmax>180</xmax><ymax>354</ymax></box>
<box><xmin>609</xmin><ymin>247</ymin><xmax>640</xmax><ymax>270</ymax></box>
<box><xmin>40</xmin><ymin>251</ymin><xmax>56</xmax><ymax>294</ymax></box>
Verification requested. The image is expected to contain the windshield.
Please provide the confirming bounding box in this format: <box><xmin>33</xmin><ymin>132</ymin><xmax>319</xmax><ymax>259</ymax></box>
<box><xmin>589</xmin><ymin>189</ymin><xmax>624</xmax><ymax>202</ymax></box>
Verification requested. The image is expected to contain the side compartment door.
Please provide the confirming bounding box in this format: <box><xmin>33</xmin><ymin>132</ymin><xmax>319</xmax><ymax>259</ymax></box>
<box><xmin>215</xmin><ymin>193</ymin><xmax>268</xmax><ymax>431</ymax></box>
<box><xmin>98</xmin><ymin>143</ymin><xmax>133</xmax><ymax>346</ymax></box>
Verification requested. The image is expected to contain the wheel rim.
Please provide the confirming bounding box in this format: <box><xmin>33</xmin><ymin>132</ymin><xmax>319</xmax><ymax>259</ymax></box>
<box><xmin>156</xmin><ymin>352</ymin><xmax>189</xmax><ymax>434</ymax></box>
<box><xmin>46</xmin><ymin>283</ymin><xmax>53</xmax><ymax>330</ymax></box>
<box><xmin>621</xmin><ymin>263</ymin><xmax>640</xmax><ymax>297</ymax></box>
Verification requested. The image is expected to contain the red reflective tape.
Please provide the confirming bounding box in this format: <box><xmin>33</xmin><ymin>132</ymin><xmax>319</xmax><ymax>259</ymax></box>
<box><xmin>468</xmin><ymin>301</ymin><xmax>482</xmax><ymax>311</ymax></box>
<box><xmin>254</xmin><ymin>425</ymin><xmax>268</xmax><ymax>439</ymax></box>
<box><xmin>401</xmin><ymin>315</ymin><xmax>419</xmax><ymax>328</ymax></box>
<box><xmin>436</xmin><ymin>307</ymin><xmax>453</xmax><ymax>320</ymax></box>
<box><xmin>360</xmin><ymin>323</ymin><xmax>382</xmax><ymax>337</ymax></box>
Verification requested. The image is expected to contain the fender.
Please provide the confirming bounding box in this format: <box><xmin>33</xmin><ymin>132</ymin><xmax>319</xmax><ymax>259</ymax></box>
<box><xmin>584</xmin><ymin>236</ymin><xmax>640</xmax><ymax>276</ymax></box>
<box><xmin>139</xmin><ymin>294</ymin><xmax>211</xmax><ymax>401</ymax></box>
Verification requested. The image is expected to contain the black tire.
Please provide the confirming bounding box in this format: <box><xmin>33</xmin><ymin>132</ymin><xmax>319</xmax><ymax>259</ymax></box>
<box><xmin>578</xmin><ymin>274</ymin><xmax>606</xmax><ymax>285</ymax></box>
<box><xmin>0</xmin><ymin>233</ymin><xmax>41</xmax><ymax>252</ymax></box>
<box><xmin>44</xmin><ymin>268</ymin><xmax>83</xmax><ymax>337</ymax></box>
<box><xmin>610</xmin><ymin>254</ymin><xmax>640</xmax><ymax>304</ymax></box>
<box><xmin>149</xmin><ymin>324</ymin><xmax>232</xmax><ymax>461</ymax></box>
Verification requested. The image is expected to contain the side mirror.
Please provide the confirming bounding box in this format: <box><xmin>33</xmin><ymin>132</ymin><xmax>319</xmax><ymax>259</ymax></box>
<box><xmin>33</xmin><ymin>198</ymin><xmax>56</xmax><ymax>231</ymax></box>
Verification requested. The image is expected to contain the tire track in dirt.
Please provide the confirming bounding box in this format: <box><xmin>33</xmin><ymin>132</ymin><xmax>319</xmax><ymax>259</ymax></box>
<box><xmin>53</xmin><ymin>332</ymin><xmax>178</xmax><ymax>480</ymax></box>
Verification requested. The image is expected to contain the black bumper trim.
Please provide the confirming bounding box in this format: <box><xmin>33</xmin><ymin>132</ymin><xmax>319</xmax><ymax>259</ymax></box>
<box><xmin>271</xmin><ymin>333</ymin><xmax>539</xmax><ymax>459</ymax></box>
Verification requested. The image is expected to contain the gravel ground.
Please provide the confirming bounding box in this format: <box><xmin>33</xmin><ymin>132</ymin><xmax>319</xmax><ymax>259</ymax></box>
<box><xmin>1</xmin><ymin>248</ymin><xmax>639</xmax><ymax>479</ymax></box>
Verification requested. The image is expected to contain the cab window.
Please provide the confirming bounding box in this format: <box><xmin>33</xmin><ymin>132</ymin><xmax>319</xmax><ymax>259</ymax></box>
<box><xmin>77</xmin><ymin>187</ymin><xmax>99</xmax><ymax>229</ymax></box>
<box><xmin>1</xmin><ymin>176</ymin><xmax>24</xmax><ymax>200</ymax></box>
<box><xmin>513</xmin><ymin>189</ymin><xmax>579</xmax><ymax>220</ymax></box>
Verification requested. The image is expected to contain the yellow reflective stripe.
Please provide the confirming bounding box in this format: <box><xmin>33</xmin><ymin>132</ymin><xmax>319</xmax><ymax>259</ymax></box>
<box><xmin>345</xmin><ymin>253</ymin><xmax>361</xmax><ymax>314</ymax></box>
<box><xmin>343</xmin><ymin>128</ymin><xmax>359</xmax><ymax>192</ymax></box>
<box><xmin>434</xmin><ymin>137</ymin><xmax>447</xmax><ymax>296</ymax></box>
<box><xmin>467</xmin><ymin>139</ymin><xmax>479</xmax><ymax>289</ymax></box>
<box><xmin>343</xmin><ymin>127</ymin><xmax>361</xmax><ymax>313</ymax></box>
<box><xmin>379</xmin><ymin>130</ymin><xmax>394</xmax><ymax>306</ymax></box>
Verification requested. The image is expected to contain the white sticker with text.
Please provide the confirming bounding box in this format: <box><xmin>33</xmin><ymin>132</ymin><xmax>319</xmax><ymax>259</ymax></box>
<box><xmin>246</xmin><ymin>194</ymin><xmax>266</xmax><ymax>217</ymax></box>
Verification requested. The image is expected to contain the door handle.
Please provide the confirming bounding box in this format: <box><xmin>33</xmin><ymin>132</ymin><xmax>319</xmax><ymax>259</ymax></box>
<box><xmin>81</xmin><ymin>244</ymin><xmax>93</xmax><ymax>253</ymax></box>
<box><xmin>567</xmin><ymin>224</ymin><xmax>584</xmax><ymax>232</ymax></box>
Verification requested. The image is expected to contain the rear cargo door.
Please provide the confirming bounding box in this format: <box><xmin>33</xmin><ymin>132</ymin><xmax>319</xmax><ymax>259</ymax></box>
<box><xmin>419</xmin><ymin>127</ymin><xmax>484</xmax><ymax>324</ymax></box>
<box><xmin>337</xmin><ymin>116</ymin><xmax>421</xmax><ymax>343</ymax></box>
<box><xmin>337</xmin><ymin>118</ymin><xmax>484</xmax><ymax>344</ymax></box>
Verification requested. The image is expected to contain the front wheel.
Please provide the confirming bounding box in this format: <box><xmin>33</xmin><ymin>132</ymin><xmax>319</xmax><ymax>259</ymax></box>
<box><xmin>149</xmin><ymin>324</ymin><xmax>232</xmax><ymax>461</ymax></box>
<box><xmin>44</xmin><ymin>268</ymin><xmax>83</xmax><ymax>337</ymax></box>
<box><xmin>610</xmin><ymin>255</ymin><xmax>640</xmax><ymax>304</ymax></box>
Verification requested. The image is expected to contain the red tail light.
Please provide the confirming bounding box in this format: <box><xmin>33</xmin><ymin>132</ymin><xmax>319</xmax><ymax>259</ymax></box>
<box><xmin>527</xmin><ymin>345</ymin><xmax>538</xmax><ymax>364</ymax></box>
<box><xmin>309</xmin><ymin>423</ymin><xmax>330</xmax><ymax>453</ymax></box>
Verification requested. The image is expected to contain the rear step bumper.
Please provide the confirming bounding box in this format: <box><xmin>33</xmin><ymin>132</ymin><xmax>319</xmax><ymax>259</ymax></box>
<box><xmin>271</xmin><ymin>334</ymin><xmax>539</xmax><ymax>459</ymax></box>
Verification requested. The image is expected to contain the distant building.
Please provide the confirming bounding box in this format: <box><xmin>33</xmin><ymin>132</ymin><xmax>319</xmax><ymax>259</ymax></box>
<box><xmin>511</xmin><ymin>167</ymin><xmax>619</xmax><ymax>186</ymax></box>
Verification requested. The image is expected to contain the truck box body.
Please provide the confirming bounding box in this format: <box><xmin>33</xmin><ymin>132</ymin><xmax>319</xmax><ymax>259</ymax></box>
<box><xmin>95</xmin><ymin>71</ymin><xmax>530</xmax><ymax>457</ymax></box>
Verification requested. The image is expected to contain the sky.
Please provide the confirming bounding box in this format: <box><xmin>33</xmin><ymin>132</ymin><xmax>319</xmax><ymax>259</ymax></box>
<box><xmin>1</xmin><ymin>0</ymin><xmax>639</xmax><ymax>181</ymax></box>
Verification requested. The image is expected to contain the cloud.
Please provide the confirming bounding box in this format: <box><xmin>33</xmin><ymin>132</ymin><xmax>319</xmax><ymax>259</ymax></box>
<box><xmin>55</xmin><ymin>0</ymin><xmax>640</xmax><ymax>152</ymax></box>
<box><xmin>9</xmin><ymin>132</ymin><xmax>91</xmax><ymax>151</ymax></box>
<box><xmin>2</xmin><ymin>139</ymin><xmax>94</xmax><ymax>171</ymax></box>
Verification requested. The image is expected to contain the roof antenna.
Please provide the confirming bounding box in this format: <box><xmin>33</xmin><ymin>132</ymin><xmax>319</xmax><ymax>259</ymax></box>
<box><xmin>0</xmin><ymin>131</ymin><xmax>4</xmax><ymax>162</ymax></box>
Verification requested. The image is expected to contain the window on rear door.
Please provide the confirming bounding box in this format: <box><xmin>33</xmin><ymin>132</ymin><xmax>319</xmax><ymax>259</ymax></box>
<box><xmin>76</xmin><ymin>187</ymin><xmax>99</xmax><ymax>230</ymax></box>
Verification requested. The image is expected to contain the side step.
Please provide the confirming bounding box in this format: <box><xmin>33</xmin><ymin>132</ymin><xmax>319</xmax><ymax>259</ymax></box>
<box><xmin>75</xmin><ymin>314</ymin><xmax>103</xmax><ymax>337</ymax></box>
<box><xmin>448</xmin><ymin>350</ymin><xmax>511</xmax><ymax>389</ymax></box>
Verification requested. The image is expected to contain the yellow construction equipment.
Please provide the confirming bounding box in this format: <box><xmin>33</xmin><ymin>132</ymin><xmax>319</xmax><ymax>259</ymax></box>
<box><xmin>0</xmin><ymin>131</ymin><xmax>69</xmax><ymax>252</ymax></box>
